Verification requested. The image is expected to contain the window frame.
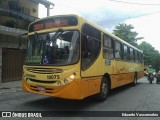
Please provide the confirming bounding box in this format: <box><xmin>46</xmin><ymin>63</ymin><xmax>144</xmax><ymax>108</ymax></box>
<box><xmin>103</xmin><ymin>34</ymin><xmax>115</xmax><ymax>60</ymax></box>
<box><xmin>123</xmin><ymin>44</ymin><xmax>128</xmax><ymax>61</ymax></box>
<box><xmin>130</xmin><ymin>47</ymin><xmax>134</xmax><ymax>62</ymax></box>
<box><xmin>114</xmin><ymin>40</ymin><xmax>122</xmax><ymax>60</ymax></box>
<box><xmin>81</xmin><ymin>23</ymin><xmax>101</xmax><ymax>71</ymax></box>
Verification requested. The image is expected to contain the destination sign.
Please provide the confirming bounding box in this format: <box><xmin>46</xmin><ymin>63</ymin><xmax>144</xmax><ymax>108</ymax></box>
<box><xmin>29</xmin><ymin>16</ymin><xmax>78</xmax><ymax>32</ymax></box>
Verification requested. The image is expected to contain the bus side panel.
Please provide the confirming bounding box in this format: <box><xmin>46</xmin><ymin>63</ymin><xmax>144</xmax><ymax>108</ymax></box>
<box><xmin>102</xmin><ymin>60</ymin><xmax>143</xmax><ymax>89</ymax></box>
<box><xmin>137</xmin><ymin>70</ymin><xmax>144</xmax><ymax>79</ymax></box>
<box><xmin>110</xmin><ymin>73</ymin><xmax>135</xmax><ymax>89</ymax></box>
<box><xmin>81</xmin><ymin>51</ymin><xmax>103</xmax><ymax>95</ymax></box>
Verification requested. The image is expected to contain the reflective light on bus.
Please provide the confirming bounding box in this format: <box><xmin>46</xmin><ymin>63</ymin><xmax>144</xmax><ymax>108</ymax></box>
<box><xmin>70</xmin><ymin>74</ymin><xmax>75</xmax><ymax>80</ymax></box>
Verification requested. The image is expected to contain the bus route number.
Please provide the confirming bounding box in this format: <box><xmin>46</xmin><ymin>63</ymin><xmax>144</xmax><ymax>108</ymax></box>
<box><xmin>47</xmin><ymin>75</ymin><xmax>60</xmax><ymax>80</ymax></box>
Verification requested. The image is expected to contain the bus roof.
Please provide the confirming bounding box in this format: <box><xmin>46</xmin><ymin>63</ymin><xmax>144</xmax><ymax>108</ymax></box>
<box><xmin>30</xmin><ymin>14</ymin><xmax>143</xmax><ymax>53</ymax></box>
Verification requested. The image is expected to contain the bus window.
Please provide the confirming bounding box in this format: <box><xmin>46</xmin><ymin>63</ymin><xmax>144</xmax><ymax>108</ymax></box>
<box><xmin>137</xmin><ymin>52</ymin><xmax>142</xmax><ymax>63</ymax></box>
<box><xmin>140</xmin><ymin>53</ymin><xmax>144</xmax><ymax>63</ymax></box>
<box><xmin>81</xmin><ymin>24</ymin><xmax>101</xmax><ymax>70</ymax></box>
<box><xmin>103</xmin><ymin>35</ymin><xmax>114</xmax><ymax>59</ymax></box>
<box><xmin>133</xmin><ymin>49</ymin><xmax>135</xmax><ymax>62</ymax></box>
<box><xmin>137</xmin><ymin>52</ymin><xmax>139</xmax><ymax>63</ymax></box>
<box><xmin>130</xmin><ymin>48</ymin><xmax>134</xmax><ymax>62</ymax></box>
<box><xmin>115</xmin><ymin>41</ymin><xmax>122</xmax><ymax>59</ymax></box>
<box><xmin>25</xmin><ymin>31</ymin><xmax>80</xmax><ymax>65</ymax></box>
<box><xmin>127</xmin><ymin>47</ymin><xmax>130</xmax><ymax>61</ymax></box>
<box><xmin>135</xmin><ymin>51</ymin><xmax>138</xmax><ymax>63</ymax></box>
<box><xmin>123</xmin><ymin>45</ymin><xmax>128</xmax><ymax>61</ymax></box>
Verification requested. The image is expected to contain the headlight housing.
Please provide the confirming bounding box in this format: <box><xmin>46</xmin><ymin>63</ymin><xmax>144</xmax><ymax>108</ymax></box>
<box><xmin>57</xmin><ymin>72</ymin><xmax>77</xmax><ymax>86</ymax></box>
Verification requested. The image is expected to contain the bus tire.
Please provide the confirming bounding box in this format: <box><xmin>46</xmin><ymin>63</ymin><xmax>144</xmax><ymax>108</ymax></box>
<box><xmin>95</xmin><ymin>77</ymin><xmax>109</xmax><ymax>102</ymax></box>
<box><xmin>132</xmin><ymin>73</ymin><xmax>137</xmax><ymax>86</ymax></box>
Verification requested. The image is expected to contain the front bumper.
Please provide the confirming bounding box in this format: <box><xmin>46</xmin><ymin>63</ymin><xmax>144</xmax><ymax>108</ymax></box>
<box><xmin>22</xmin><ymin>79</ymin><xmax>84</xmax><ymax>100</ymax></box>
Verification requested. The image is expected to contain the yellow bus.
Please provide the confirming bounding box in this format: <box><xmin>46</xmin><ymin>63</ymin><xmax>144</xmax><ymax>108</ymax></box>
<box><xmin>22</xmin><ymin>14</ymin><xmax>144</xmax><ymax>101</ymax></box>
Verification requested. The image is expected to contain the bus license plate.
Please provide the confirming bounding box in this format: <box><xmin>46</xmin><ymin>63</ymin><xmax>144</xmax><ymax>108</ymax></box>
<box><xmin>37</xmin><ymin>86</ymin><xmax>45</xmax><ymax>92</ymax></box>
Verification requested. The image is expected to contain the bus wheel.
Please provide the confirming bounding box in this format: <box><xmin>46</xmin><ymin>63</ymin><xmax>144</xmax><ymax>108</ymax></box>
<box><xmin>132</xmin><ymin>73</ymin><xmax>137</xmax><ymax>86</ymax></box>
<box><xmin>96</xmin><ymin>78</ymin><xmax>109</xmax><ymax>101</ymax></box>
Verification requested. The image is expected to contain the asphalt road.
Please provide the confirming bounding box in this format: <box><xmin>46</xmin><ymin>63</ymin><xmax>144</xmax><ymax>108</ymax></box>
<box><xmin>0</xmin><ymin>77</ymin><xmax>160</xmax><ymax>120</ymax></box>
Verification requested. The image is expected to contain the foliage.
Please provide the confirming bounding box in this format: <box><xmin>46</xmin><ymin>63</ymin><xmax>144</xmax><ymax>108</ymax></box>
<box><xmin>139</xmin><ymin>42</ymin><xmax>160</xmax><ymax>71</ymax></box>
<box><xmin>113</xmin><ymin>23</ymin><xmax>143</xmax><ymax>47</ymax></box>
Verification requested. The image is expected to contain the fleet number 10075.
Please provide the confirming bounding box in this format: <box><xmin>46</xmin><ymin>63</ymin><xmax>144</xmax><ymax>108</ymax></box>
<box><xmin>47</xmin><ymin>75</ymin><xmax>60</xmax><ymax>79</ymax></box>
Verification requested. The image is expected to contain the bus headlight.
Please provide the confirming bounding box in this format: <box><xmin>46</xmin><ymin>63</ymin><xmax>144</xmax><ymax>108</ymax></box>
<box><xmin>57</xmin><ymin>73</ymin><xmax>77</xmax><ymax>86</ymax></box>
<box><xmin>69</xmin><ymin>72</ymin><xmax>77</xmax><ymax>81</ymax></box>
<box><xmin>70</xmin><ymin>74</ymin><xmax>75</xmax><ymax>80</ymax></box>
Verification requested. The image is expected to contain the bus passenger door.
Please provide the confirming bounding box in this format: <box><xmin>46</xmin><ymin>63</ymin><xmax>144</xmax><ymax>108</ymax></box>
<box><xmin>81</xmin><ymin>34</ymin><xmax>102</xmax><ymax>95</ymax></box>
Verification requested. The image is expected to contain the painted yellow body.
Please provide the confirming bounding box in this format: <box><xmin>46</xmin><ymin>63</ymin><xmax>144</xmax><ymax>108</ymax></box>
<box><xmin>22</xmin><ymin>14</ymin><xmax>144</xmax><ymax>100</ymax></box>
<box><xmin>22</xmin><ymin>64</ymin><xmax>101</xmax><ymax>99</ymax></box>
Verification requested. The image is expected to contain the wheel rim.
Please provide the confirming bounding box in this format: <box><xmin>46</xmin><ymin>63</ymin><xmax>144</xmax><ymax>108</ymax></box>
<box><xmin>134</xmin><ymin>74</ymin><xmax>137</xmax><ymax>84</ymax></box>
<box><xmin>101</xmin><ymin>82</ymin><xmax>108</xmax><ymax>97</ymax></box>
<box><xmin>134</xmin><ymin>78</ymin><xmax>137</xmax><ymax>84</ymax></box>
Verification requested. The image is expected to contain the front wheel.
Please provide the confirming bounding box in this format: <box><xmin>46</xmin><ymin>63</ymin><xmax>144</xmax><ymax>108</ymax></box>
<box><xmin>95</xmin><ymin>78</ymin><xmax>109</xmax><ymax>102</ymax></box>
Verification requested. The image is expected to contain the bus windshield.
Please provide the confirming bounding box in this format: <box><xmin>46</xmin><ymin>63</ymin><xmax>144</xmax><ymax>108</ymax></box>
<box><xmin>25</xmin><ymin>30</ymin><xmax>79</xmax><ymax>66</ymax></box>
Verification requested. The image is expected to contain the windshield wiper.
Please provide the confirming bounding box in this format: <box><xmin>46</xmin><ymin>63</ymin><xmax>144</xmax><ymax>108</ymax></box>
<box><xmin>50</xmin><ymin>28</ymin><xmax>64</xmax><ymax>42</ymax></box>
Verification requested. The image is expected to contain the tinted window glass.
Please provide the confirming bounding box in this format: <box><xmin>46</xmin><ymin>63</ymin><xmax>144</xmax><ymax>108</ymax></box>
<box><xmin>115</xmin><ymin>41</ymin><xmax>122</xmax><ymax>59</ymax></box>
<box><xmin>81</xmin><ymin>24</ymin><xmax>101</xmax><ymax>70</ymax></box>
<box><xmin>123</xmin><ymin>45</ymin><xmax>128</xmax><ymax>61</ymax></box>
<box><xmin>103</xmin><ymin>35</ymin><xmax>114</xmax><ymax>59</ymax></box>
<box><xmin>130</xmin><ymin>48</ymin><xmax>134</xmax><ymax>62</ymax></box>
<box><xmin>135</xmin><ymin>51</ymin><xmax>138</xmax><ymax>63</ymax></box>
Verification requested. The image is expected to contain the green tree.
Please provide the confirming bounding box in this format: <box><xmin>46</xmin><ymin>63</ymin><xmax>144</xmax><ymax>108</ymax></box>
<box><xmin>139</xmin><ymin>41</ymin><xmax>160</xmax><ymax>71</ymax></box>
<box><xmin>113</xmin><ymin>23</ymin><xmax>143</xmax><ymax>47</ymax></box>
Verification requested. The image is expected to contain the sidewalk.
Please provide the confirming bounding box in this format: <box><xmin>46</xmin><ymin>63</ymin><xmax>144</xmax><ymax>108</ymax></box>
<box><xmin>0</xmin><ymin>80</ymin><xmax>22</xmax><ymax>94</ymax></box>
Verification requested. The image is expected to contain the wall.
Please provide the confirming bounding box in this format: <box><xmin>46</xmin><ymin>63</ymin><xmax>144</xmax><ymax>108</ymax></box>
<box><xmin>0</xmin><ymin>34</ymin><xmax>27</xmax><ymax>49</ymax></box>
<box><xmin>0</xmin><ymin>0</ymin><xmax>37</xmax><ymax>82</ymax></box>
<box><xmin>0</xmin><ymin>16</ymin><xmax>28</xmax><ymax>30</ymax></box>
<box><xmin>0</xmin><ymin>34</ymin><xmax>27</xmax><ymax>82</ymax></box>
<box><xmin>19</xmin><ymin>0</ymin><xmax>39</xmax><ymax>17</ymax></box>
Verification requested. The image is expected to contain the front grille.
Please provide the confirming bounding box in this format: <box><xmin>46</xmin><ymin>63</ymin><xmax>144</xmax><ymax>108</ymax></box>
<box><xmin>30</xmin><ymin>79</ymin><xmax>57</xmax><ymax>84</ymax></box>
<box><xmin>26</xmin><ymin>67</ymin><xmax>63</xmax><ymax>74</ymax></box>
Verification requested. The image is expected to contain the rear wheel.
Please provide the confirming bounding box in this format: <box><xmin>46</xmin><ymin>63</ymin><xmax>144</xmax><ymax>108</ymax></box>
<box><xmin>132</xmin><ymin>73</ymin><xmax>137</xmax><ymax>86</ymax></box>
<box><xmin>95</xmin><ymin>77</ymin><xmax>109</xmax><ymax>101</ymax></box>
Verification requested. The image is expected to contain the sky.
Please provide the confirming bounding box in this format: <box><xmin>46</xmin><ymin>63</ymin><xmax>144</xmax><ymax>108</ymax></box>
<box><xmin>39</xmin><ymin>0</ymin><xmax>160</xmax><ymax>52</ymax></box>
